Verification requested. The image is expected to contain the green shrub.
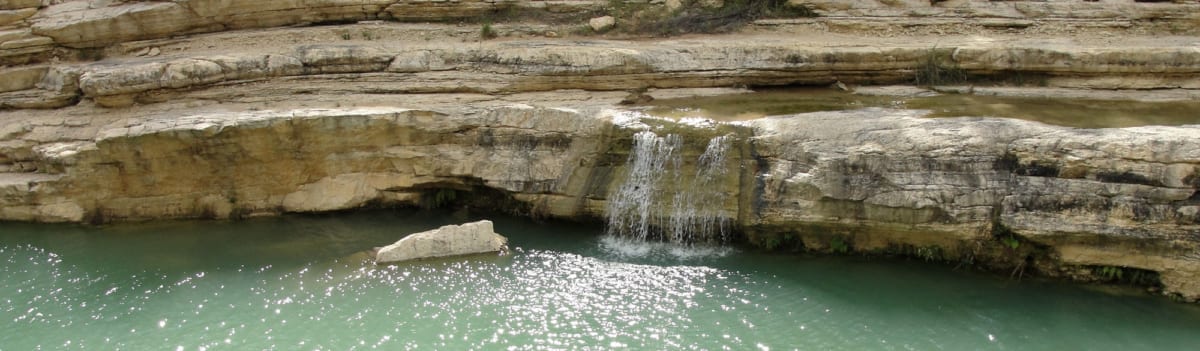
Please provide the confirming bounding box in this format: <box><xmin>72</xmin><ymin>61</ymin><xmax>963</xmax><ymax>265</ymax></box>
<box><xmin>913</xmin><ymin>48</ymin><xmax>968</xmax><ymax>86</ymax></box>
<box><xmin>829</xmin><ymin>236</ymin><xmax>849</xmax><ymax>254</ymax></box>
<box><xmin>481</xmin><ymin>22</ymin><xmax>498</xmax><ymax>40</ymax></box>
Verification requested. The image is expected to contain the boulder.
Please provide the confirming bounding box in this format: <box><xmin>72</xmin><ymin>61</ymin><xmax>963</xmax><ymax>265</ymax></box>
<box><xmin>665</xmin><ymin>0</ymin><xmax>683</xmax><ymax>12</ymax></box>
<box><xmin>589</xmin><ymin>15</ymin><xmax>615</xmax><ymax>32</ymax></box>
<box><xmin>375</xmin><ymin>220</ymin><xmax>508</xmax><ymax>263</ymax></box>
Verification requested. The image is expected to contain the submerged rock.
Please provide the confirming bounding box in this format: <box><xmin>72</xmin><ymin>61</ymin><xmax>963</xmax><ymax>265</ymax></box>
<box><xmin>375</xmin><ymin>220</ymin><xmax>508</xmax><ymax>264</ymax></box>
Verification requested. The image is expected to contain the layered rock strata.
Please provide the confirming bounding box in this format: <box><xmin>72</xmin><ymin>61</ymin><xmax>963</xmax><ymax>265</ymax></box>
<box><xmin>2</xmin><ymin>35</ymin><xmax>1199</xmax><ymax>111</ymax></box>
<box><xmin>748</xmin><ymin>109</ymin><xmax>1200</xmax><ymax>299</ymax></box>
<box><xmin>19</xmin><ymin>0</ymin><xmax>602</xmax><ymax>49</ymax></box>
<box><xmin>5</xmin><ymin>0</ymin><xmax>1196</xmax><ymax>57</ymax></box>
<box><xmin>3</xmin><ymin>0</ymin><xmax>1199</xmax><ymax>74</ymax></box>
<box><xmin>794</xmin><ymin>0</ymin><xmax>1198</xmax><ymax>22</ymax></box>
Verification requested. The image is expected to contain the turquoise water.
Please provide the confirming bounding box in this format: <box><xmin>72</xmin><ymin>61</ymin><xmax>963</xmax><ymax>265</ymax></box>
<box><xmin>4</xmin><ymin>210</ymin><xmax>1200</xmax><ymax>350</ymax></box>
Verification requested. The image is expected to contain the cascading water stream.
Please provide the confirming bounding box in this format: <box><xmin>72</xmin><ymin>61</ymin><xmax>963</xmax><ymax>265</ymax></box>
<box><xmin>605</xmin><ymin>131</ymin><xmax>682</xmax><ymax>242</ymax></box>
<box><xmin>667</xmin><ymin>135</ymin><xmax>732</xmax><ymax>244</ymax></box>
<box><xmin>605</xmin><ymin>131</ymin><xmax>734</xmax><ymax>245</ymax></box>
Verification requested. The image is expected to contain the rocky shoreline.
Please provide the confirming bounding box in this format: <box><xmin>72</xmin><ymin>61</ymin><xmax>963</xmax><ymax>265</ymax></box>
<box><xmin>1</xmin><ymin>0</ymin><xmax>1198</xmax><ymax>300</ymax></box>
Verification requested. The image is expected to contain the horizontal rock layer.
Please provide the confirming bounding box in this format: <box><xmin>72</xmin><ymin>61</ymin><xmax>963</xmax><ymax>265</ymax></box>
<box><xmin>4</xmin><ymin>35</ymin><xmax>1200</xmax><ymax>110</ymax></box>
<box><xmin>794</xmin><ymin>0</ymin><xmax>1199</xmax><ymax>21</ymax></box>
<box><xmin>13</xmin><ymin>0</ymin><xmax>1200</xmax><ymax>49</ymax></box>
<box><xmin>3</xmin><ymin>0</ymin><xmax>1198</xmax><ymax>65</ymax></box>
<box><xmin>26</xmin><ymin>0</ymin><xmax>604</xmax><ymax>49</ymax></box>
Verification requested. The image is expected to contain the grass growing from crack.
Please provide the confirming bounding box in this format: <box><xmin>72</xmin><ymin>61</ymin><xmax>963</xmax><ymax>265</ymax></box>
<box><xmin>829</xmin><ymin>236</ymin><xmax>849</xmax><ymax>254</ymax></box>
<box><xmin>480</xmin><ymin>22</ymin><xmax>498</xmax><ymax>40</ymax></box>
<box><xmin>1000</xmin><ymin>235</ymin><xmax>1020</xmax><ymax>250</ymax></box>
<box><xmin>913</xmin><ymin>48</ymin><xmax>968</xmax><ymax>86</ymax></box>
<box><xmin>1092</xmin><ymin>265</ymin><xmax>1161</xmax><ymax>287</ymax></box>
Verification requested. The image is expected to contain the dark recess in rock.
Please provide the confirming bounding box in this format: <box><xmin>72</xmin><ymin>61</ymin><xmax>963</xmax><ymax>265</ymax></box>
<box><xmin>1096</xmin><ymin>171</ymin><xmax>1164</xmax><ymax>187</ymax></box>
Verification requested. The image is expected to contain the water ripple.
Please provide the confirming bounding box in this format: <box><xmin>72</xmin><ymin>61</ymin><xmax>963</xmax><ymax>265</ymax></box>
<box><xmin>4</xmin><ymin>216</ymin><xmax>1200</xmax><ymax>350</ymax></box>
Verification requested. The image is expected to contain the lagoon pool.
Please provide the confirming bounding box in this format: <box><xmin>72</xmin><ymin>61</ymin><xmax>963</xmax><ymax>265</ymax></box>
<box><xmin>3</xmin><ymin>210</ymin><xmax>1200</xmax><ymax>350</ymax></box>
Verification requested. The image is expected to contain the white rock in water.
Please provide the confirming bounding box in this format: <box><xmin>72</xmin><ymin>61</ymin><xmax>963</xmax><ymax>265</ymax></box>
<box><xmin>375</xmin><ymin>220</ymin><xmax>507</xmax><ymax>263</ymax></box>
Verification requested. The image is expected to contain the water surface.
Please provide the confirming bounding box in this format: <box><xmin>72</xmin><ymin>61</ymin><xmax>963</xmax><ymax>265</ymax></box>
<box><xmin>642</xmin><ymin>88</ymin><xmax>1200</xmax><ymax>128</ymax></box>
<box><xmin>3</xmin><ymin>211</ymin><xmax>1200</xmax><ymax>350</ymax></box>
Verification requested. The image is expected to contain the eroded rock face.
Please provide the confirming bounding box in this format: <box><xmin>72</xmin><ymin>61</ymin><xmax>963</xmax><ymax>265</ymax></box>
<box><xmin>747</xmin><ymin>108</ymin><xmax>1200</xmax><ymax>299</ymax></box>
<box><xmin>375</xmin><ymin>220</ymin><xmax>507</xmax><ymax>263</ymax></box>
<box><xmin>27</xmin><ymin>0</ymin><xmax>605</xmax><ymax>48</ymax></box>
<box><xmin>18</xmin><ymin>106</ymin><xmax>611</xmax><ymax>221</ymax></box>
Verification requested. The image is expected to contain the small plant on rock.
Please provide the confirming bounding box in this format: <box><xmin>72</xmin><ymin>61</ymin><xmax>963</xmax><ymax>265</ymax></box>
<box><xmin>1001</xmin><ymin>235</ymin><xmax>1020</xmax><ymax>250</ymax></box>
<box><xmin>481</xmin><ymin>22</ymin><xmax>498</xmax><ymax>40</ymax></box>
<box><xmin>914</xmin><ymin>48</ymin><xmax>968</xmax><ymax>86</ymax></box>
<box><xmin>829</xmin><ymin>236</ymin><xmax>850</xmax><ymax>254</ymax></box>
<box><xmin>1098</xmin><ymin>266</ymin><xmax>1124</xmax><ymax>281</ymax></box>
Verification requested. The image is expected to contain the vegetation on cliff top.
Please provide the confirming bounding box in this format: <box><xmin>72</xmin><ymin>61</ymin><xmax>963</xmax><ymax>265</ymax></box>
<box><xmin>467</xmin><ymin>0</ymin><xmax>817</xmax><ymax>37</ymax></box>
<box><xmin>609</xmin><ymin>0</ymin><xmax>818</xmax><ymax>36</ymax></box>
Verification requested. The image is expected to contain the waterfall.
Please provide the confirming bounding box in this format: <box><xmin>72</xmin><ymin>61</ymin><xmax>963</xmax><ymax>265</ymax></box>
<box><xmin>605</xmin><ymin>131</ymin><xmax>681</xmax><ymax>242</ymax></box>
<box><xmin>667</xmin><ymin>135</ymin><xmax>732</xmax><ymax>244</ymax></box>
<box><xmin>605</xmin><ymin>131</ymin><xmax>733</xmax><ymax>245</ymax></box>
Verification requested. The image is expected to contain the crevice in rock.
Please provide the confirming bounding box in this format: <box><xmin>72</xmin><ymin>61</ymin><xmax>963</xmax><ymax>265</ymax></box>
<box><xmin>406</xmin><ymin>178</ymin><xmax>536</xmax><ymax>217</ymax></box>
<box><xmin>1080</xmin><ymin>265</ymin><xmax>1164</xmax><ymax>290</ymax></box>
<box><xmin>994</xmin><ymin>153</ymin><xmax>1060</xmax><ymax>178</ymax></box>
<box><xmin>1014</xmin><ymin>161</ymin><xmax>1060</xmax><ymax>177</ymax></box>
<box><xmin>309</xmin><ymin>19</ymin><xmax>362</xmax><ymax>27</ymax></box>
<box><xmin>1095</xmin><ymin>170</ymin><xmax>1164</xmax><ymax>187</ymax></box>
<box><xmin>1184</xmin><ymin>172</ymin><xmax>1200</xmax><ymax>189</ymax></box>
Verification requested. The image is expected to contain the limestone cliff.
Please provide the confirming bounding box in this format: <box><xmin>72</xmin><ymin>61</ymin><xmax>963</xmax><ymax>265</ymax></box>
<box><xmin>748</xmin><ymin>109</ymin><xmax>1200</xmax><ymax>299</ymax></box>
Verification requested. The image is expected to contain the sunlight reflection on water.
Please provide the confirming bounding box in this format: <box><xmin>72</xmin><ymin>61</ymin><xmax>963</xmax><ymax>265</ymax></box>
<box><xmin>4</xmin><ymin>213</ymin><xmax>1200</xmax><ymax>350</ymax></box>
<box><xmin>2</xmin><ymin>240</ymin><xmax>767</xmax><ymax>350</ymax></box>
<box><xmin>597</xmin><ymin>236</ymin><xmax>735</xmax><ymax>261</ymax></box>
